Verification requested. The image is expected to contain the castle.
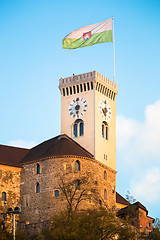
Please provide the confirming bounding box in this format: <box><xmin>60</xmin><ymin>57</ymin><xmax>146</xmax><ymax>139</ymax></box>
<box><xmin>0</xmin><ymin>71</ymin><xmax>154</xmax><ymax>233</ymax></box>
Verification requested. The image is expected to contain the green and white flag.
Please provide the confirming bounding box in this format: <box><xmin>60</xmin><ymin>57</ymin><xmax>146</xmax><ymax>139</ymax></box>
<box><xmin>63</xmin><ymin>18</ymin><xmax>112</xmax><ymax>49</ymax></box>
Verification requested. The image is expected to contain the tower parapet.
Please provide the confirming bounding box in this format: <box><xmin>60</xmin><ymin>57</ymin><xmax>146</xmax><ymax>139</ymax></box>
<box><xmin>59</xmin><ymin>71</ymin><xmax>118</xmax><ymax>93</ymax></box>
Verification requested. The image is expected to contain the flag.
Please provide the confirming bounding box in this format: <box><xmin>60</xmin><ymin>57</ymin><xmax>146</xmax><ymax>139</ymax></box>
<box><xmin>63</xmin><ymin>18</ymin><xmax>112</xmax><ymax>49</ymax></box>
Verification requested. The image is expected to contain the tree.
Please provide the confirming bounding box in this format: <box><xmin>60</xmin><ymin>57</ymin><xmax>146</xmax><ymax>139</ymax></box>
<box><xmin>0</xmin><ymin>219</ymin><xmax>13</xmax><ymax>240</ymax></box>
<box><xmin>38</xmin><ymin>208</ymin><xmax>139</xmax><ymax>240</ymax></box>
<box><xmin>58</xmin><ymin>171</ymin><xmax>101</xmax><ymax>216</ymax></box>
<box><xmin>126</xmin><ymin>191</ymin><xmax>136</xmax><ymax>204</ymax></box>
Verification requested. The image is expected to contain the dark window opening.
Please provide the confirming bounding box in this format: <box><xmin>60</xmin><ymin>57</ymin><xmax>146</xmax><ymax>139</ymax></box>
<box><xmin>54</xmin><ymin>190</ymin><xmax>59</xmax><ymax>197</ymax></box>
<box><xmin>77</xmin><ymin>85</ymin><xmax>79</xmax><ymax>93</ymax></box>
<box><xmin>87</xmin><ymin>82</ymin><xmax>90</xmax><ymax>91</ymax></box>
<box><xmin>37</xmin><ymin>163</ymin><xmax>40</xmax><ymax>174</ymax></box>
<box><xmin>80</xmin><ymin>84</ymin><xmax>83</xmax><ymax>92</ymax></box>
<box><xmin>70</xmin><ymin>87</ymin><xmax>72</xmax><ymax>95</ymax></box>
<box><xmin>66</xmin><ymin>87</ymin><xmax>69</xmax><ymax>96</ymax></box>
<box><xmin>75</xmin><ymin>160</ymin><xmax>80</xmax><ymax>171</ymax></box>
<box><xmin>63</xmin><ymin>88</ymin><xmax>65</xmax><ymax>96</ymax></box>
<box><xmin>2</xmin><ymin>192</ymin><xmax>6</xmax><ymax>201</ymax></box>
<box><xmin>83</xmin><ymin>83</ymin><xmax>86</xmax><ymax>91</ymax></box>
<box><xmin>36</xmin><ymin>183</ymin><xmax>40</xmax><ymax>193</ymax></box>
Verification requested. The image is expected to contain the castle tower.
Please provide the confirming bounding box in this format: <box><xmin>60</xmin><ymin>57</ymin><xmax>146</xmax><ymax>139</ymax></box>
<box><xmin>59</xmin><ymin>71</ymin><xmax>118</xmax><ymax>171</ymax></box>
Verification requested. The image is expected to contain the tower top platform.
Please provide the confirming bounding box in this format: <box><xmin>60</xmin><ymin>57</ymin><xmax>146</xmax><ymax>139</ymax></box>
<box><xmin>59</xmin><ymin>71</ymin><xmax>118</xmax><ymax>93</ymax></box>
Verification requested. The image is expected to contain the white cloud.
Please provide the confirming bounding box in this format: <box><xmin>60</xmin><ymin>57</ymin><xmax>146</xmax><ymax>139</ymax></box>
<box><xmin>116</xmin><ymin>99</ymin><xmax>160</xmax><ymax>206</ymax></box>
<box><xmin>131</xmin><ymin>168</ymin><xmax>160</xmax><ymax>203</ymax></box>
<box><xmin>117</xmin><ymin>99</ymin><xmax>160</xmax><ymax>164</ymax></box>
<box><xmin>8</xmin><ymin>140</ymin><xmax>37</xmax><ymax>149</ymax></box>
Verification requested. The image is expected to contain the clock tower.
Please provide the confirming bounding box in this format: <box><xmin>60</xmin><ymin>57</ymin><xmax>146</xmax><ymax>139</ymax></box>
<box><xmin>59</xmin><ymin>71</ymin><xmax>118</xmax><ymax>171</ymax></box>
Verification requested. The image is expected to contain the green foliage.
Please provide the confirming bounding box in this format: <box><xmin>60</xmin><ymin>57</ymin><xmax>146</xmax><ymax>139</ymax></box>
<box><xmin>37</xmin><ymin>208</ymin><xmax>139</xmax><ymax>240</ymax></box>
<box><xmin>0</xmin><ymin>220</ymin><xmax>12</xmax><ymax>240</ymax></box>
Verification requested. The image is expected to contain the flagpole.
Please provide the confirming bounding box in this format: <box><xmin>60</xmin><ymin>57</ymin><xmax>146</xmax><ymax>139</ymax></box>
<box><xmin>112</xmin><ymin>16</ymin><xmax>115</xmax><ymax>82</ymax></box>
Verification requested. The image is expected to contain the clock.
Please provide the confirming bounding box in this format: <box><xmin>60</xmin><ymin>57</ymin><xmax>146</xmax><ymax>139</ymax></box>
<box><xmin>99</xmin><ymin>99</ymin><xmax>111</xmax><ymax>121</ymax></box>
<box><xmin>68</xmin><ymin>97</ymin><xmax>88</xmax><ymax>118</ymax></box>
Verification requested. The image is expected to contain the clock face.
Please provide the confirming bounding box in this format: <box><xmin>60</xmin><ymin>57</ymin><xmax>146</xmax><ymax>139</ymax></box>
<box><xmin>68</xmin><ymin>97</ymin><xmax>88</xmax><ymax>118</ymax></box>
<box><xmin>99</xmin><ymin>99</ymin><xmax>111</xmax><ymax>121</ymax></box>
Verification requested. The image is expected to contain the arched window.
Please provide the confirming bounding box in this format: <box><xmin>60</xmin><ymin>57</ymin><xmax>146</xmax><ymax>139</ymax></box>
<box><xmin>102</xmin><ymin>121</ymin><xmax>108</xmax><ymax>140</ymax></box>
<box><xmin>36</xmin><ymin>182</ymin><xmax>40</xmax><ymax>193</ymax></box>
<box><xmin>104</xmin><ymin>189</ymin><xmax>107</xmax><ymax>200</ymax></box>
<box><xmin>104</xmin><ymin>171</ymin><xmax>107</xmax><ymax>180</ymax></box>
<box><xmin>2</xmin><ymin>192</ymin><xmax>6</xmax><ymax>201</ymax></box>
<box><xmin>75</xmin><ymin>160</ymin><xmax>80</xmax><ymax>171</ymax></box>
<box><xmin>36</xmin><ymin>163</ymin><xmax>40</xmax><ymax>174</ymax></box>
<box><xmin>73</xmin><ymin>119</ymin><xmax>84</xmax><ymax>138</ymax></box>
<box><xmin>54</xmin><ymin>190</ymin><xmax>59</xmax><ymax>197</ymax></box>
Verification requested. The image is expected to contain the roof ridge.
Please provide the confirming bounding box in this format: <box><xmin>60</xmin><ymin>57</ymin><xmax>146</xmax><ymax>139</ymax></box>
<box><xmin>0</xmin><ymin>144</ymin><xmax>29</xmax><ymax>150</ymax></box>
<box><xmin>60</xmin><ymin>134</ymin><xmax>94</xmax><ymax>158</ymax></box>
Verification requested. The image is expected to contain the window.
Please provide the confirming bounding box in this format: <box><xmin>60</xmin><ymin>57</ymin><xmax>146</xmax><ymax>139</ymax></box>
<box><xmin>102</xmin><ymin>121</ymin><xmax>108</xmax><ymax>140</ymax></box>
<box><xmin>75</xmin><ymin>160</ymin><xmax>80</xmax><ymax>171</ymax></box>
<box><xmin>63</xmin><ymin>88</ymin><xmax>65</xmax><ymax>96</ymax></box>
<box><xmin>75</xmin><ymin>180</ymin><xmax>80</xmax><ymax>190</ymax></box>
<box><xmin>2</xmin><ymin>192</ymin><xmax>6</xmax><ymax>201</ymax></box>
<box><xmin>70</xmin><ymin>86</ymin><xmax>72</xmax><ymax>95</ymax></box>
<box><xmin>36</xmin><ymin>163</ymin><xmax>40</xmax><ymax>174</ymax></box>
<box><xmin>104</xmin><ymin>189</ymin><xmax>107</xmax><ymax>200</ymax></box>
<box><xmin>66</xmin><ymin>87</ymin><xmax>69</xmax><ymax>96</ymax></box>
<box><xmin>54</xmin><ymin>190</ymin><xmax>59</xmax><ymax>197</ymax></box>
<box><xmin>74</xmin><ymin>123</ymin><xmax>78</xmax><ymax>137</ymax></box>
<box><xmin>104</xmin><ymin>171</ymin><xmax>107</xmax><ymax>180</ymax></box>
<box><xmin>36</xmin><ymin>183</ymin><xmax>40</xmax><ymax>193</ymax></box>
<box><xmin>73</xmin><ymin>119</ymin><xmax>84</xmax><ymax>138</ymax></box>
<box><xmin>79</xmin><ymin>122</ymin><xmax>84</xmax><ymax>136</ymax></box>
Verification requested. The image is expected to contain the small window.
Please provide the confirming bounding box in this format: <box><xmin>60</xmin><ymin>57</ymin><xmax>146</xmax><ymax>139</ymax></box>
<box><xmin>70</xmin><ymin>87</ymin><xmax>72</xmax><ymax>95</ymax></box>
<box><xmin>36</xmin><ymin>163</ymin><xmax>40</xmax><ymax>174</ymax></box>
<box><xmin>74</xmin><ymin>123</ymin><xmax>78</xmax><ymax>137</ymax></box>
<box><xmin>102</xmin><ymin>125</ymin><xmax>104</xmax><ymax>138</ymax></box>
<box><xmin>87</xmin><ymin>82</ymin><xmax>90</xmax><ymax>91</ymax></box>
<box><xmin>63</xmin><ymin>88</ymin><xmax>65</xmax><ymax>96</ymax></box>
<box><xmin>104</xmin><ymin>189</ymin><xmax>107</xmax><ymax>200</ymax></box>
<box><xmin>79</xmin><ymin>122</ymin><xmax>84</xmax><ymax>136</ymax></box>
<box><xmin>75</xmin><ymin>160</ymin><xmax>80</xmax><ymax>171</ymax></box>
<box><xmin>104</xmin><ymin>171</ymin><xmax>107</xmax><ymax>180</ymax></box>
<box><xmin>91</xmin><ymin>82</ymin><xmax>93</xmax><ymax>90</ymax></box>
<box><xmin>2</xmin><ymin>192</ymin><xmax>6</xmax><ymax>201</ymax></box>
<box><xmin>54</xmin><ymin>190</ymin><xmax>59</xmax><ymax>197</ymax></box>
<box><xmin>73</xmin><ymin>86</ymin><xmax>76</xmax><ymax>94</ymax></box>
<box><xmin>102</xmin><ymin>121</ymin><xmax>108</xmax><ymax>140</ymax></box>
<box><xmin>83</xmin><ymin>83</ymin><xmax>86</xmax><ymax>91</ymax></box>
<box><xmin>66</xmin><ymin>87</ymin><xmax>69</xmax><ymax>96</ymax></box>
<box><xmin>80</xmin><ymin>84</ymin><xmax>83</xmax><ymax>92</ymax></box>
<box><xmin>75</xmin><ymin>180</ymin><xmax>80</xmax><ymax>190</ymax></box>
<box><xmin>77</xmin><ymin>85</ymin><xmax>79</xmax><ymax>93</ymax></box>
<box><xmin>36</xmin><ymin>183</ymin><xmax>40</xmax><ymax>193</ymax></box>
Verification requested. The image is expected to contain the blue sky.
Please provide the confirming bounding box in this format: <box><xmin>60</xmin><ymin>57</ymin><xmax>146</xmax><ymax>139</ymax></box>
<box><xmin>0</xmin><ymin>0</ymin><xmax>160</xmax><ymax>219</ymax></box>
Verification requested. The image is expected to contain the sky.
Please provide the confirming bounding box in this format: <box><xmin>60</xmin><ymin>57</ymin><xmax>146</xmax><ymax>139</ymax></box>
<box><xmin>0</xmin><ymin>0</ymin><xmax>160</xmax><ymax>219</ymax></box>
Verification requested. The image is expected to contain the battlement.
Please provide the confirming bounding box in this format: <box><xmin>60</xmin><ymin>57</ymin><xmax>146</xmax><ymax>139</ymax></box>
<box><xmin>59</xmin><ymin>71</ymin><xmax>118</xmax><ymax>92</ymax></box>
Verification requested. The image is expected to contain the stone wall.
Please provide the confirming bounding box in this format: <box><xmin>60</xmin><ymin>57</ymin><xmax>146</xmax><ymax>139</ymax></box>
<box><xmin>20</xmin><ymin>156</ymin><xmax>116</xmax><ymax>232</ymax></box>
<box><xmin>0</xmin><ymin>164</ymin><xmax>21</xmax><ymax>230</ymax></box>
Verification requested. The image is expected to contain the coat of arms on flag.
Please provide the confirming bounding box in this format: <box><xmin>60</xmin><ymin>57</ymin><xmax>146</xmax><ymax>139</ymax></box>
<box><xmin>83</xmin><ymin>31</ymin><xmax>91</xmax><ymax>40</ymax></box>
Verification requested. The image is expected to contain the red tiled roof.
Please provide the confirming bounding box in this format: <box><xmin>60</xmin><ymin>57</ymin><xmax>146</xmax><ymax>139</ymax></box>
<box><xmin>116</xmin><ymin>192</ymin><xmax>130</xmax><ymax>206</ymax></box>
<box><xmin>20</xmin><ymin>134</ymin><xmax>94</xmax><ymax>165</ymax></box>
<box><xmin>0</xmin><ymin>144</ymin><xmax>29</xmax><ymax>167</ymax></box>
